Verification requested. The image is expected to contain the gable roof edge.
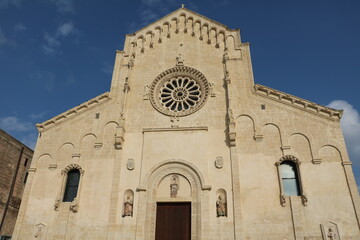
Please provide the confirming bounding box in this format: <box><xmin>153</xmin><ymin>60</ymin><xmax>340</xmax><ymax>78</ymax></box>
<box><xmin>253</xmin><ymin>84</ymin><xmax>343</xmax><ymax>120</ymax></box>
<box><xmin>131</xmin><ymin>7</ymin><xmax>230</xmax><ymax>35</ymax></box>
<box><xmin>36</xmin><ymin>92</ymin><xmax>111</xmax><ymax>133</ymax></box>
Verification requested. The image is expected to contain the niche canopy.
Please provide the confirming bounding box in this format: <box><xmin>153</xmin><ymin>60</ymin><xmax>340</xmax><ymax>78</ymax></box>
<box><xmin>150</xmin><ymin>66</ymin><xmax>210</xmax><ymax>117</ymax></box>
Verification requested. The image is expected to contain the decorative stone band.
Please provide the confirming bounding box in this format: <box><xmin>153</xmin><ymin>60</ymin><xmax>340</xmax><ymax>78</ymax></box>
<box><xmin>36</xmin><ymin>92</ymin><xmax>111</xmax><ymax>132</ymax></box>
<box><xmin>150</xmin><ymin>66</ymin><xmax>210</xmax><ymax>117</ymax></box>
<box><xmin>253</xmin><ymin>84</ymin><xmax>343</xmax><ymax>120</ymax></box>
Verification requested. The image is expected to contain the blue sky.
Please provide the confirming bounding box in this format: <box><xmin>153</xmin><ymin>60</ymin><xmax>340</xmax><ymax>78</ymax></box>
<box><xmin>1</xmin><ymin>0</ymin><xmax>360</xmax><ymax>189</ymax></box>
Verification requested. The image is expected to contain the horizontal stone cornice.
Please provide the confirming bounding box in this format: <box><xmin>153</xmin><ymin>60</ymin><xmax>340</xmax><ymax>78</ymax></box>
<box><xmin>253</xmin><ymin>84</ymin><xmax>343</xmax><ymax>120</ymax></box>
<box><xmin>36</xmin><ymin>92</ymin><xmax>111</xmax><ymax>132</ymax></box>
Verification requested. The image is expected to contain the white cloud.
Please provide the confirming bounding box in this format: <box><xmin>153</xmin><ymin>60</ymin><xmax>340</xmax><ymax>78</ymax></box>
<box><xmin>42</xmin><ymin>22</ymin><xmax>78</xmax><ymax>55</ymax></box>
<box><xmin>14</xmin><ymin>23</ymin><xmax>26</xmax><ymax>32</ymax></box>
<box><xmin>57</xmin><ymin>22</ymin><xmax>75</xmax><ymax>36</ymax></box>
<box><xmin>0</xmin><ymin>116</ymin><xmax>33</xmax><ymax>132</ymax></box>
<box><xmin>139</xmin><ymin>9</ymin><xmax>159</xmax><ymax>25</ymax></box>
<box><xmin>44</xmin><ymin>32</ymin><xmax>60</xmax><ymax>47</ymax></box>
<box><xmin>49</xmin><ymin>0</ymin><xmax>74</xmax><ymax>13</ymax></box>
<box><xmin>327</xmin><ymin>100</ymin><xmax>360</xmax><ymax>164</ymax></box>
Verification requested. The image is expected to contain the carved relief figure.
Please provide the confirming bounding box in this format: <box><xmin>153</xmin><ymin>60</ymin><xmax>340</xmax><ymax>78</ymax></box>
<box><xmin>176</xmin><ymin>54</ymin><xmax>184</xmax><ymax>66</ymax></box>
<box><xmin>327</xmin><ymin>228</ymin><xmax>337</xmax><ymax>240</ymax></box>
<box><xmin>216</xmin><ymin>194</ymin><xmax>227</xmax><ymax>217</ymax></box>
<box><xmin>123</xmin><ymin>195</ymin><xmax>133</xmax><ymax>217</ymax></box>
<box><xmin>34</xmin><ymin>228</ymin><xmax>42</xmax><ymax>238</ymax></box>
<box><xmin>34</xmin><ymin>223</ymin><xmax>47</xmax><ymax>240</ymax></box>
<box><xmin>170</xmin><ymin>175</ymin><xmax>179</xmax><ymax>198</ymax></box>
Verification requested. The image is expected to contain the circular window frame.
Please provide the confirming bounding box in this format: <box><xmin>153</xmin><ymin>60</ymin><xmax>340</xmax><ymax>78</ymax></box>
<box><xmin>149</xmin><ymin>66</ymin><xmax>210</xmax><ymax>117</ymax></box>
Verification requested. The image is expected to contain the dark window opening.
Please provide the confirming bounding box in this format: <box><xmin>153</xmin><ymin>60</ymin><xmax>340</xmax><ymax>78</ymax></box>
<box><xmin>23</xmin><ymin>172</ymin><xmax>28</xmax><ymax>184</ymax></box>
<box><xmin>63</xmin><ymin>169</ymin><xmax>80</xmax><ymax>202</ymax></box>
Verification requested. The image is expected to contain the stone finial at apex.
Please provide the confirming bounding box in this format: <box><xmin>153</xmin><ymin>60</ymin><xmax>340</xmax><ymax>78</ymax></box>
<box><xmin>181</xmin><ymin>4</ymin><xmax>185</xmax><ymax>8</ymax></box>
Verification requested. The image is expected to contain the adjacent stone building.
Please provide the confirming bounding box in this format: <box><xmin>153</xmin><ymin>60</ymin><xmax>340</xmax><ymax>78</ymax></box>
<box><xmin>0</xmin><ymin>129</ymin><xmax>33</xmax><ymax>239</ymax></box>
<box><xmin>13</xmin><ymin>6</ymin><xmax>360</xmax><ymax>240</ymax></box>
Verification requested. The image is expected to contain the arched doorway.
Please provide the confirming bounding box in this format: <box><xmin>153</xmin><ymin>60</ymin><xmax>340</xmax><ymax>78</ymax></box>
<box><xmin>136</xmin><ymin>160</ymin><xmax>210</xmax><ymax>240</ymax></box>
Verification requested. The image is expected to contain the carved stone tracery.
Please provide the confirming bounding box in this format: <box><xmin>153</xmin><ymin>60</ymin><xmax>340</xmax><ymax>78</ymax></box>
<box><xmin>149</xmin><ymin>66</ymin><xmax>210</xmax><ymax>117</ymax></box>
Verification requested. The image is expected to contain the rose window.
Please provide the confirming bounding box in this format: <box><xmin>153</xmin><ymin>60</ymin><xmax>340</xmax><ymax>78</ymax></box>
<box><xmin>150</xmin><ymin>66</ymin><xmax>209</xmax><ymax>117</ymax></box>
<box><xmin>159</xmin><ymin>77</ymin><xmax>201</xmax><ymax>112</ymax></box>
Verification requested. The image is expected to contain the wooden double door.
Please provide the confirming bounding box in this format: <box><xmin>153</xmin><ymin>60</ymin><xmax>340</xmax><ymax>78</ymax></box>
<box><xmin>155</xmin><ymin>202</ymin><xmax>191</xmax><ymax>240</ymax></box>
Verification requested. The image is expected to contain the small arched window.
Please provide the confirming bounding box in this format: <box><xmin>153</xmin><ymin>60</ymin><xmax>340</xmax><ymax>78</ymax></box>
<box><xmin>63</xmin><ymin>169</ymin><xmax>80</xmax><ymax>202</ymax></box>
<box><xmin>280</xmin><ymin>161</ymin><xmax>300</xmax><ymax>196</ymax></box>
<box><xmin>276</xmin><ymin>155</ymin><xmax>307</xmax><ymax>207</ymax></box>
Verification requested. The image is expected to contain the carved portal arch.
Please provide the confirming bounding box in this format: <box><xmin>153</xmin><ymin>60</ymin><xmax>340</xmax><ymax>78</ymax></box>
<box><xmin>141</xmin><ymin>160</ymin><xmax>210</xmax><ymax>240</ymax></box>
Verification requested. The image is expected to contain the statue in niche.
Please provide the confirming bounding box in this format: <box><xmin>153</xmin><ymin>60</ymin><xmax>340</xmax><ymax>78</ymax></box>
<box><xmin>216</xmin><ymin>194</ymin><xmax>227</xmax><ymax>217</ymax></box>
<box><xmin>123</xmin><ymin>195</ymin><xmax>133</xmax><ymax>217</ymax></box>
<box><xmin>170</xmin><ymin>175</ymin><xmax>179</xmax><ymax>198</ymax></box>
<box><xmin>327</xmin><ymin>228</ymin><xmax>337</xmax><ymax>240</ymax></box>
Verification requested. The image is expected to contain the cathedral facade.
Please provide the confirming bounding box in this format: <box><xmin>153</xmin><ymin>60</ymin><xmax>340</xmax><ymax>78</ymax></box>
<box><xmin>13</xmin><ymin>7</ymin><xmax>360</xmax><ymax>240</ymax></box>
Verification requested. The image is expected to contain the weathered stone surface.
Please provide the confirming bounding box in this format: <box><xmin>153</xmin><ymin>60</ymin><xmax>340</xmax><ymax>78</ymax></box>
<box><xmin>0</xmin><ymin>129</ymin><xmax>33</xmax><ymax>237</ymax></box>
<box><xmin>13</xmin><ymin>6</ymin><xmax>360</xmax><ymax>240</ymax></box>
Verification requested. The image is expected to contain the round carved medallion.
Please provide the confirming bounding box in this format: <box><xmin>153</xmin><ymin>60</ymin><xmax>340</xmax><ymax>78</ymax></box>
<box><xmin>150</xmin><ymin>66</ymin><xmax>210</xmax><ymax>117</ymax></box>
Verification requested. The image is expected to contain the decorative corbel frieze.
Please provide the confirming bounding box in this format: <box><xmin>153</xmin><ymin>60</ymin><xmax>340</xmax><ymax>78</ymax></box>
<box><xmin>149</xmin><ymin>33</ymin><xmax>154</xmax><ymax>48</ymax></box>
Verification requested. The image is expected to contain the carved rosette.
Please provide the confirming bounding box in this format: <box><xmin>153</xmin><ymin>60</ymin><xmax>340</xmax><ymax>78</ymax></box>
<box><xmin>149</xmin><ymin>66</ymin><xmax>210</xmax><ymax>117</ymax></box>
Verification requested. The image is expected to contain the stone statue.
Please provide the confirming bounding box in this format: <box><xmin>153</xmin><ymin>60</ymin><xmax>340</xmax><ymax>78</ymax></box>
<box><xmin>176</xmin><ymin>54</ymin><xmax>184</xmax><ymax>66</ymax></box>
<box><xmin>327</xmin><ymin>228</ymin><xmax>337</xmax><ymax>240</ymax></box>
<box><xmin>123</xmin><ymin>195</ymin><xmax>133</xmax><ymax>217</ymax></box>
<box><xmin>216</xmin><ymin>194</ymin><xmax>226</xmax><ymax>217</ymax></box>
<box><xmin>170</xmin><ymin>175</ymin><xmax>179</xmax><ymax>198</ymax></box>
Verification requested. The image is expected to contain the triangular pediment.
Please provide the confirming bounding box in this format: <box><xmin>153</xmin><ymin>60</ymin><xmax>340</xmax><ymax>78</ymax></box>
<box><xmin>132</xmin><ymin>7</ymin><xmax>229</xmax><ymax>36</ymax></box>
<box><xmin>123</xmin><ymin>6</ymin><xmax>240</xmax><ymax>53</ymax></box>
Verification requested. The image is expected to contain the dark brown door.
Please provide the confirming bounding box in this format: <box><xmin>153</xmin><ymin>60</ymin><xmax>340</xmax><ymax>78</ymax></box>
<box><xmin>155</xmin><ymin>202</ymin><xmax>191</xmax><ymax>240</ymax></box>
